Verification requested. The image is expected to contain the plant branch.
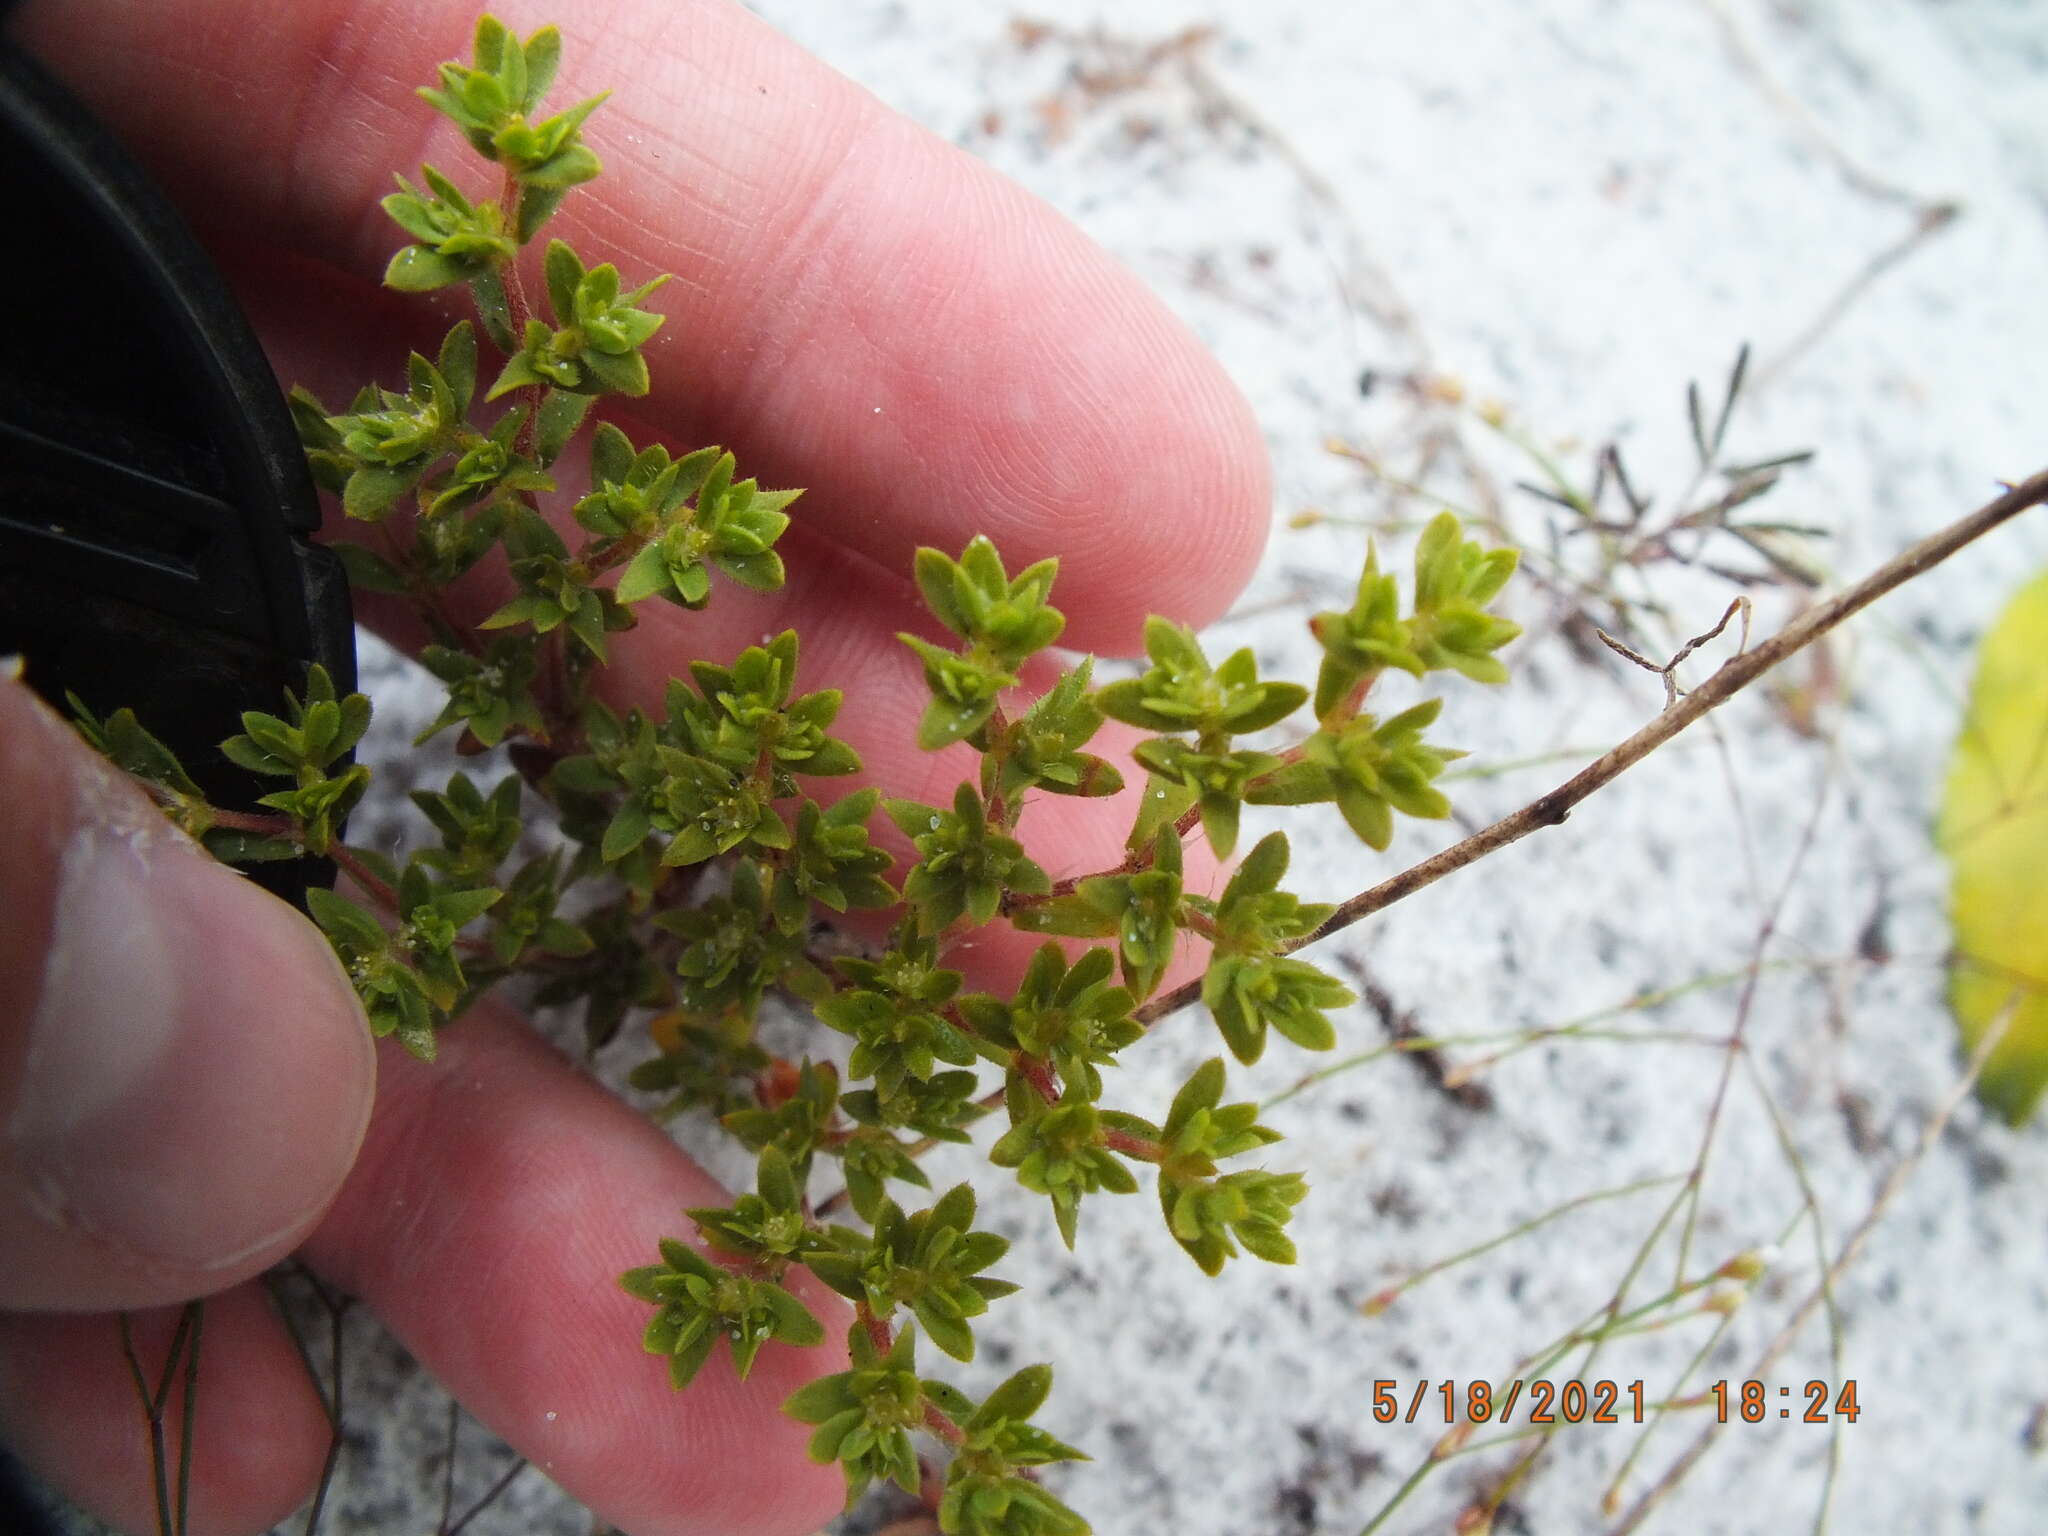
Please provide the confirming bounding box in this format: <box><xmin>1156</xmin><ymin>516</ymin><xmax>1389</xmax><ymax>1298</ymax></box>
<box><xmin>497</xmin><ymin>170</ymin><xmax>543</xmax><ymax>463</ymax></box>
<box><xmin>1136</xmin><ymin>467</ymin><xmax>2048</xmax><ymax>1026</ymax></box>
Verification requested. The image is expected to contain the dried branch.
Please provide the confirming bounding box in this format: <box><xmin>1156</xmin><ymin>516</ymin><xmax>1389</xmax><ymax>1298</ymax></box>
<box><xmin>1597</xmin><ymin>596</ymin><xmax>1752</xmax><ymax>707</ymax></box>
<box><xmin>1136</xmin><ymin>466</ymin><xmax>2048</xmax><ymax>1026</ymax></box>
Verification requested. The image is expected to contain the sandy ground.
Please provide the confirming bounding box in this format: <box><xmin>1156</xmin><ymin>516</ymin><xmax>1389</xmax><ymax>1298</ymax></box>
<box><xmin>32</xmin><ymin>2</ymin><xmax>2048</xmax><ymax>1533</ymax></box>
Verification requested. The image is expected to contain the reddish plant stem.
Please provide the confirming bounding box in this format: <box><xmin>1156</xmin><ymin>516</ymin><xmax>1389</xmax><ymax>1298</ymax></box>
<box><xmin>535</xmin><ymin>628</ymin><xmax>574</xmax><ymax>744</ymax></box>
<box><xmin>851</xmin><ymin>1305</ymin><xmax>967</xmax><ymax>1447</ymax></box>
<box><xmin>855</xmin><ymin>1304</ymin><xmax>892</xmax><ymax>1357</ymax></box>
<box><xmin>329</xmin><ymin>845</ymin><xmax>401</xmax><ymax>913</ymax></box>
<box><xmin>375</xmin><ymin>510</ymin><xmax>481</xmax><ymax>658</ymax></box>
<box><xmin>1101</xmin><ymin>1128</ymin><xmax>1162</xmax><ymax>1162</ymax></box>
<box><xmin>1016</xmin><ymin>1056</ymin><xmax>1060</xmax><ymax>1106</ymax></box>
<box><xmin>199</xmin><ymin>804</ymin><xmax>292</xmax><ymax>835</ymax></box>
<box><xmin>1323</xmin><ymin>667</ymin><xmax>1377</xmax><ymax>730</ymax></box>
<box><xmin>160</xmin><ymin>798</ymin><xmax>407</xmax><ymax>916</ymax></box>
<box><xmin>981</xmin><ymin>700</ymin><xmax>1014</xmax><ymax>833</ymax></box>
<box><xmin>497</xmin><ymin>170</ymin><xmax>544</xmax><ymax>463</ymax></box>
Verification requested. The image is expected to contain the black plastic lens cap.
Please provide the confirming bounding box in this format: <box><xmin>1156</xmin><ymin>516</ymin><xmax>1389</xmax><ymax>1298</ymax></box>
<box><xmin>0</xmin><ymin>31</ymin><xmax>355</xmax><ymax>909</ymax></box>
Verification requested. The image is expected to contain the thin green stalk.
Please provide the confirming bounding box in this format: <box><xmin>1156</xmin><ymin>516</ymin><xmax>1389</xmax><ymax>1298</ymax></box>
<box><xmin>1354</xmin><ymin>1448</ymin><xmax>1444</xmax><ymax>1536</ymax></box>
<box><xmin>1437</xmin><ymin>745</ymin><xmax>1614</xmax><ymax>782</ymax></box>
<box><xmin>1738</xmin><ymin>1049</ymin><xmax>1846</xmax><ymax>1536</ymax></box>
<box><xmin>1608</xmin><ymin>997</ymin><xmax>2023</xmax><ymax>1532</ymax></box>
<box><xmin>1602</xmin><ymin>1205</ymin><xmax>1807</xmax><ymax>1516</ymax></box>
<box><xmin>1268</xmin><ymin>958</ymin><xmax>1831</xmax><ymax>1111</ymax></box>
<box><xmin>1360</xmin><ymin>1173</ymin><xmax>1682</xmax><ymax>1316</ymax></box>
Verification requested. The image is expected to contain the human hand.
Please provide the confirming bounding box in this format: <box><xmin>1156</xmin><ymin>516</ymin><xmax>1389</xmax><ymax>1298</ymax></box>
<box><xmin>0</xmin><ymin>3</ymin><xmax>1268</xmax><ymax>1533</ymax></box>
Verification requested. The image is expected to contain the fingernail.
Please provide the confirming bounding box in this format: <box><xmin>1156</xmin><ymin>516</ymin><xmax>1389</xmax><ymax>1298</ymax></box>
<box><xmin>9</xmin><ymin>777</ymin><xmax>375</xmax><ymax>1273</ymax></box>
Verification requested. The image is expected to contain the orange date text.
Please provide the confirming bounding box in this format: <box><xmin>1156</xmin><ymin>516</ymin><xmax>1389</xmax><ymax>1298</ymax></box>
<box><xmin>1369</xmin><ymin>1379</ymin><xmax>1648</xmax><ymax>1425</ymax></box>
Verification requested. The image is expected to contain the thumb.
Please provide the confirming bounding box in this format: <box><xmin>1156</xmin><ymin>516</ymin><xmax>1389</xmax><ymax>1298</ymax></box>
<box><xmin>0</xmin><ymin>670</ymin><xmax>375</xmax><ymax>1311</ymax></box>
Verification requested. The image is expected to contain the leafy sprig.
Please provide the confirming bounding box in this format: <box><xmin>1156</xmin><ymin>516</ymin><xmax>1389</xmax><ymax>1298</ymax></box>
<box><xmin>217</xmin><ymin>664</ymin><xmax>372</xmax><ymax>855</ymax></box>
<box><xmin>1156</xmin><ymin>1059</ymin><xmax>1304</xmax><ymax>1274</ymax></box>
<box><xmin>618</xmin><ymin>1236</ymin><xmax>823</xmax><ymax>1390</ymax></box>
<box><xmin>987</xmin><ymin>1078</ymin><xmax>1147</xmax><ymax>1249</ymax></box>
<box><xmin>1311</xmin><ymin>508</ymin><xmax>1519</xmax><ymax>714</ymax></box>
<box><xmin>900</xmin><ymin>536</ymin><xmax>1064</xmax><ymax>750</ymax></box>
<box><xmin>69</xmin><ymin>19</ymin><xmax>1529</xmax><ymax>1533</ymax></box>
<box><xmin>489</xmin><ymin>240</ymin><xmax>668</xmax><ymax>399</ymax></box>
<box><xmin>305</xmin><ymin>866</ymin><xmax>500</xmax><ymax>1059</ymax></box>
<box><xmin>805</xmin><ymin>1184</ymin><xmax>1018</xmax><ymax>1363</ymax></box>
<box><xmin>1194</xmin><ymin>833</ymin><xmax>1355</xmax><ymax>1065</ymax></box>
<box><xmin>887</xmin><ymin>785</ymin><xmax>1053</xmax><ymax>931</ymax></box>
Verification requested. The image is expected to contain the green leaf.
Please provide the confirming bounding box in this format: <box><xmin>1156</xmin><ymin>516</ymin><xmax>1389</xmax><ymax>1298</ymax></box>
<box><xmin>543</xmin><ymin>238</ymin><xmax>583</xmax><ymax>323</ymax></box>
<box><xmin>914</xmin><ymin>546</ymin><xmax>971</xmax><ymax>636</ymax></box>
<box><xmin>200</xmin><ymin>829</ymin><xmax>302</xmax><ymax>864</ymax></box>
<box><xmin>782</xmin><ymin>1376</ymin><xmax>856</xmax><ymax>1425</ymax></box>
<box><xmin>713</xmin><ymin>549</ymin><xmax>784</xmax><ymax>592</ymax></box>
<box><xmin>469</xmin><ymin>267</ymin><xmax>517</xmax><ymax>352</ymax></box>
<box><xmin>668</xmin><ymin>1329</ymin><xmax>717</xmax><ymax>1390</ymax></box>
<box><xmin>761</xmin><ymin>1283</ymin><xmax>824</xmax><ymax>1347</ymax></box>
<box><xmin>915</xmin><ymin>1302</ymin><xmax>977</xmax><ymax>1363</ymax></box>
<box><xmin>1009</xmin><ymin>895</ymin><xmax>1119</xmax><ymax>939</ymax></box>
<box><xmin>1236</xmin><ymin>1221</ymin><xmax>1296</xmax><ymax>1265</ymax></box>
<box><xmin>615</xmin><ymin>542</ymin><xmax>673</xmax><ymax>604</ymax></box>
<box><xmin>306</xmin><ymin>886</ymin><xmax>386</xmax><ymax>953</ymax></box>
<box><xmin>384</xmin><ymin>245</ymin><xmax>466</xmax><ymax>291</ymax></box>
<box><xmin>519</xmin><ymin>24</ymin><xmax>562</xmax><ymax>110</ymax></box>
<box><xmin>1938</xmin><ymin>568</ymin><xmax>2048</xmax><ymax>1124</ymax></box>
<box><xmin>478</xmin><ymin>594</ymin><xmax>547</xmax><ymax>631</ymax></box>
<box><xmin>757</xmin><ymin>1145</ymin><xmax>800</xmax><ymax>1212</ymax></box>
<box><xmin>581</xmin><ymin>344</ymin><xmax>650</xmax><ymax>396</ymax></box>
<box><xmin>602</xmin><ymin>802</ymin><xmax>653</xmax><ymax>862</ymax></box>
<box><xmin>1224</xmin><ymin>830</ymin><xmax>1289</xmax><ymax>906</ymax></box>
<box><xmin>1166</xmin><ymin>1057</ymin><xmax>1226</xmax><ymax>1137</ymax></box>
<box><xmin>329</xmin><ymin>540</ymin><xmax>409</xmax><ymax>595</ymax></box>
<box><xmin>342</xmin><ymin>464</ymin><xmax>414</xmax><ymax>521</ymax></box>
<box><xmin>436</xmin><ymin>322</ymin><xmax>477</xmax><ymax>413</ymax></box>
<box><xmin>512</xmin><ymin>181</ymin><xmax>569</xmax><ymax>242</ymax></box>
<box><xmin>590</xmin><ymin>419</ymin><xmax>634</xmax><ymax>489</ymax></box>
<box><xmin>973</xmin><ymin>1364</ymin><xmax>1053</xmax><ymax>1429</ymax></box>
<box><xmin>927</xmin><ymin>1181</ymin><xmax>976</xmax><ymax>1238</ymax></box>
<box><xmin>1197</xmin><ymin>792</ymin><xmax>1240</xmax><ymax>861</ymax></box>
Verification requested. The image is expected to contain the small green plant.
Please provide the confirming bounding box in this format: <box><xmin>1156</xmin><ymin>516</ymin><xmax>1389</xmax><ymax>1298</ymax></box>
<box><xmin>88</xmin><ymin>15</ymin><xmax>2048</xmax><ymax>1534</ymax></box>
<box><xmin>72</xmin><ymin>17</ymin><xmax>1514</xmax><ymax>1527</ymax></box>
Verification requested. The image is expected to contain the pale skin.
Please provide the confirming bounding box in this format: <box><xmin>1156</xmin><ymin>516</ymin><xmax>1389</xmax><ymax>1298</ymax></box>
<box><xmin>0</xmin><ymin>2</ymin><xmax>1269</xmax><ymax>1532</ymax></box>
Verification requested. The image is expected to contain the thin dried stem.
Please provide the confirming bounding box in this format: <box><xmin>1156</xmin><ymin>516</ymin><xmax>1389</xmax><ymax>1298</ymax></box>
<box><xmin>263</xmin><ymin>1263</ymin><xmax>351</xmax><ymax>1536</ymax></box>
<box><xmin>119</xmin><ymin>1301</ymin><xmax>204</xmax><ymax>1536</ymax></box>
<box><xmin>1607</xmin><ymin>996</ymin><xmax>2022</xmax><ymax>1533</ymax></box>
<box><xmin>1596</xmin><ymin>595</ymin><xmax>1751</xmax><ymax>707</ymax></box>
<box><xmin>442</xmin><ymin>1456</ymin><xmax>530</xmax><ymax>1536</ymax></box>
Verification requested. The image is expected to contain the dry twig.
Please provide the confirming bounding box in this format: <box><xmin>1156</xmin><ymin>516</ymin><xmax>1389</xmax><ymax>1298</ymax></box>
<box><xmin>1139</xmin><ymin>465</ymin><xmax>2048</xmax><ymax>1027</ymax></box>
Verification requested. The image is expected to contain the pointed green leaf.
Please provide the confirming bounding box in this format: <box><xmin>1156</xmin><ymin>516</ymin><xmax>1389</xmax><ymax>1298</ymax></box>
<box><xmin>615</xmin><ymin>543</ymin><xmax>673</xmax><ymax>604</ymax></box>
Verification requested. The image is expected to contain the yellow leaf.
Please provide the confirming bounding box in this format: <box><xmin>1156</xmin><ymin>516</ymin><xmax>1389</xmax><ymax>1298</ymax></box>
<box><xmin>1937</xmin><ymin>569</ymin><xmax>2048</xmax><ymax>1124</ymax></box>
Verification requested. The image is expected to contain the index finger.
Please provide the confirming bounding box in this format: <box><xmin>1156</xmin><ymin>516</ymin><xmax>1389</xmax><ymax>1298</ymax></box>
<box><xmin>15</xmin><ymin>0</ymin><xmax>1270</xmax><ymax>651</ymax></box>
